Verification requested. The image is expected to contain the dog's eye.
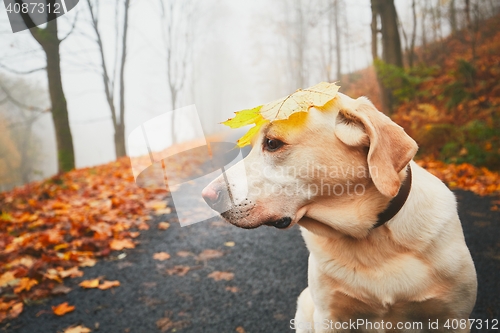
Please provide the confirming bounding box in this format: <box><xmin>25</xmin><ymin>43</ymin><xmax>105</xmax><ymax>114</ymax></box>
<box><xmin>264</xmin><ymin>138</ymin><xmax>284</xmax><ymax>152</ymax></box>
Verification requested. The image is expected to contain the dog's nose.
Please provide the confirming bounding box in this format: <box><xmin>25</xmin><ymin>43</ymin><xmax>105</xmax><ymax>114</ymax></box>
<box><xmin>202</xmin><ymin>186</ymin><xmax>220</xmax><ymax>206</ymax></box>
<box><xmin>202</xmin><ymin>185</ymin><xmax>228</xmax><ymax>213</ymax></box>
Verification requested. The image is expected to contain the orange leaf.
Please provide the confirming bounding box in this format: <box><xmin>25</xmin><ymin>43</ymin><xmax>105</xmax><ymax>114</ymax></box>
<box><xmin>158</xmin><ymin>222</ymin><xmax>170</xmax><ymax>230</ymax></box>
<box><xmin>58</xmin><ymin>266</ymin><xmax>83</xmax><ymax>278</ymax></box>
<box><xmin>79</xmin><ymin>279</ymin><xmax>100</xmax><ymax>289</ymax></box>
<box><xmin>226</xmin><ymin>286</ymin><xmax>240</xmax><ymax>293</ymax></box>
<box><xmin>207</xmin><ymin>271</ymin><xmax>234</xmax><ymax>281</ymax></box>
<box><xmin>153</xmin><ymin>252</ymin><xmax>171</xmax><ymax>261</ymax></box>
<box><xmin>8</xmin><ymin>302</ymin><xmax>23</xmax><ymax>319</ymax></box>
<box><xmin>52</xmin><ymin>302</ymin><xmax>75</xmax><ymax>316</ymax></box>
<box><xmin>197</xmin><ymin>249</ymin><xmax>223</xmax><ymax>261</ymax></box>
<box><xmin>98</xmin><ymin>280</ymin><xmax>120</xmax><ymax>290</ymax></box>
<box><xmin>0</xmin><ymin>271</ymin><xmax>18</xmax><ymax>288</ymax></box>
<box><xmin>14</xmin><ymin>278</ymin><xmax>38</xmax><ymax>293</ymax></box>
<box><xmin>62</xmin><ymin>325</ymin><xmax>92</xmax><ymax>333</ymax></box>
<box><xmin>109</xmin><ymin>239</ymin><xmax>135</xmax><ymax>251</ymax></box>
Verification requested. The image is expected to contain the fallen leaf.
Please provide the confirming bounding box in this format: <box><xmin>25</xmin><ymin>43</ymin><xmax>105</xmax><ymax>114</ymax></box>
<box><xmin>156</xmin><ymin>317</ymin><xmax>173</xmax><ymax>332</ymax></box>
<box><xmin>197</xmin><ymin>249</ymin><xmax>223</xmax><ymax>261</ymax></box>
<box><xmin>62</xmin><ymin>325</ymin><xmax>92</xmax><ymax>333</ymax></box>
<box><xmin>176</xmin><ymin>251</ymin><xmax>193</xmax><ymax>257</ymax></box>
<box><xmin>156</xmin><ymin>312</ymin><xmax>190</xmax><ymax>332</ymax></box>
<box><xmin>166</xmin><ymin>266</ymin><xmax>190</xmax><ymax>276</ymax></box>
<box><xmin>226</xmin><ymin>286</ymin><xmax>239</xmax><ymax>293</ymax></box>
<box><xmin>138</xmin><ymin>222</ymin><xmax>150</xmax><ymax>230</ymax></box>
<box><xmin>236</xmin><ymin>326</ymin><xmax>246</xmax><ymax>333</ymax></box>
<box><xmin>51</xmin><ymin>284</ymin><xmax>72</xmax><ymax>295</ymax></box>
<box><xmin>146</xmin><ymin>200</ymin><xmax>167</xmax><ymax>210</ymax></box>
<box><xmin>0</xmin><ymin>271</ymin><xmax>18</xmax><ymax>288</ymax></box>
<box><xmin>52</xmin><ymin>302</ymin><xmax>75</xmax><ymax>316</ymax></box>
<box><xmin>79</xmin><ymin>258</ymin><xmax>96</xmax><ymax>267</ymax></box>
<box><xmin>98</xmin><ymin>280</ymin><xmax>120</xmax><ymax>290</ymax></box>
<box><xmin>0</xmin><ymin>300</ymin><xmax>16</xmax><ymax>312</ymax></box>
<box><xmin>153</xmin><ymin>252</ymin><xmax>171</xmax><ymax>261</ymax></box>
<box><xmin>58</xmin><ymin>266</ymin><xmax>84</xmax><ymax>278</ymax></box>
<box><xmin>158</xmin><ymin>222</ymin><xmax>170</xmax><ymax>230</ymax></box>
<box><xmin>109</xmin><ymin>239</ymin><xmax>135</xmax><ymax>251</ymax></box>
<box><xmin>155</xmin><ymin>208</ymin><xmax>172</xmax><ymax>215</ymax></box>
<box><xmin>208</xmin><ymin>271</ymin><xmax>234</xmax><ymax>281</ymax></box>
<box><xmin>14</xmin><ymin>277</ymin><xmax>38</xmax><ymax>293</ymax></box>
<box><xmin>224</xmin><ymin>241</ymin><xmax>235</xmax><ymax>247</ymax></box>
<box><xmin>79</xmin><ymin>279</ymin><xmax>100</xmax><ymax>289</ymax></box>
<box><xmin>7</xmin><ymin>302</ymin><xmax>23</xmax><ymax>319</ymax></box>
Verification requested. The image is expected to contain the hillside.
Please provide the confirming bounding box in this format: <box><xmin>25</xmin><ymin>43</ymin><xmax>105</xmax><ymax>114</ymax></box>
<box><xmin>342</xmin><ymin>13</ymin><xmax>500</xmax><ymax>172</ymax></box>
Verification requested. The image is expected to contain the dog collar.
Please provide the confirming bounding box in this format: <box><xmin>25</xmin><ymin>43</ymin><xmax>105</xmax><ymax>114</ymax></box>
<box><xmin>373</xmin><ymin>164</ymin><xmax>412</xmax><ymax>229</ymax></box>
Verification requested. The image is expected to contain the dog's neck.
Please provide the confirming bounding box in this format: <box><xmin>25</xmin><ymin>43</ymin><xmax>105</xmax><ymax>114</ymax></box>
<box><xmin>299</xmin><ymin>165</ymin><xmax>412</xmax><ymax>239</ymax></box>
<box><xmin>372</xmin><ymin>164</ymin><xmax>412</xmax><ymax>229</ymax></box>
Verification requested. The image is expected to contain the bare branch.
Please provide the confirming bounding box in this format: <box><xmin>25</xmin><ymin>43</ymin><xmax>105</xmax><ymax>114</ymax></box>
<box><xmin>0</xmin><ymin>62</ymin><xmax>46</xmax><ymax>75</ymax></box>
<box><xmin>0</xmin><ymin>83</ymin><xmax>50</xmax><ymax>113</ymax></box>
<box><xmin>60</xmin><ymin>7</ymin><xmax>80</xmax><ymax>42</ymax></box>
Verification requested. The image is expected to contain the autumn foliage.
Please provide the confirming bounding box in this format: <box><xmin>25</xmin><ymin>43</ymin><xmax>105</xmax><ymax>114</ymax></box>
<box><xmin>0</xmin><ymin>157</ymin><xmax>165</xmax><ymax>322</ymax></box>
<box><xmin>1</xmin><ymin>14</ymin><xmax>500</xmax><ymax>325</ymax></box>
<box><xmin>343</xmin><ymin>14</ymin><xmax>500</xmax><ymax>171</ymax></box>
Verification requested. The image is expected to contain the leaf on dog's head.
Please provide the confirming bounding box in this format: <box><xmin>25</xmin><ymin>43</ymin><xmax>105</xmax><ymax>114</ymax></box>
<box><xmin>222</xmin><ymin>82</ymin><xmax>340</xmax><ymax>147</ymax></box>
<box><xmin>221</xmin><ymin>105</ymin><xmax>263</xmax><ymax>128</ymax></box>
<box><xmin>260</xmin><ymin>82</ymin><xmax>340</xmax><ymax>121</ymax></box>
<box><xmin>222</xmin><ymin>106</ymin><xmax>269</xmax><ymax>148</ymax></box>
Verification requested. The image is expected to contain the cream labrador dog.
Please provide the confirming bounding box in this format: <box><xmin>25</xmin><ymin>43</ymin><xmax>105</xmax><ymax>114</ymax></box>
<box><xmin>202</xmin><ymin>92</ymin><xmax>477</xmax><ymax>332</ymax></box>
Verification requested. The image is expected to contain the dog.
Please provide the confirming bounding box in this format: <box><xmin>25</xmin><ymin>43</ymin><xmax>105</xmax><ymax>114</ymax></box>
<box><xmin>202</xmin><ymin>92</ymin><xmax>477</xmax><ymax>332</ymax></box>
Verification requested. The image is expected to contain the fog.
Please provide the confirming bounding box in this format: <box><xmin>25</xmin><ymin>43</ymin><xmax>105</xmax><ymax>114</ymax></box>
<box><xmin>0</xmin><ymin>0</ymin><xmax>432</xmax><ymax>188</ymax></box>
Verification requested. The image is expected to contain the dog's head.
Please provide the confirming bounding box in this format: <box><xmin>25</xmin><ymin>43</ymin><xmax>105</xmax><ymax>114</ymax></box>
<box><xmin>202</xmin><ymin>93</ymin><xmax>418</xmax><ymax>235</ymax></box>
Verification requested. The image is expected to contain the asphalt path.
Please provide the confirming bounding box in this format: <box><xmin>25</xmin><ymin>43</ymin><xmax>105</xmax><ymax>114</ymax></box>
<box><xmin>2</xmin><ymin>189</ymin><xmax>499</xmax><ymax>333</ymax></box>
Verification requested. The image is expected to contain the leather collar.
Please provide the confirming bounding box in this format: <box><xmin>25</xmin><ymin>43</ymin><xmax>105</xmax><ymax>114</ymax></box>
<box><xmin>372</xmin><ymin>164</ymin><xmax>412</xmax><ymax>229</ymax></box>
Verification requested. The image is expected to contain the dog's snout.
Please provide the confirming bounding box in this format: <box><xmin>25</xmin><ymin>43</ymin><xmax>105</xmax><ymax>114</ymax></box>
<box><xmin>202</xmin><ymin>186</ymin><xmax>219</xmax><ymax>203</ymax></box>
<box><xmin>202</xmin><ymin>186</ymin><xmax>221</xmax><ymax>207</ymax></box>
<box><xmin>202</xmin><ymin>185</ymin><xmax>229</xmax><ymax>213</ymax></box>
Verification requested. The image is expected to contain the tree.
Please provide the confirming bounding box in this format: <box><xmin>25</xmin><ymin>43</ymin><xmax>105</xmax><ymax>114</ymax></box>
<box><xmin>86</xmin><ymin>0</ymin><xmax>130</xmax><ymax>158</ymax></box>
<box><xmin>14</xmin><ymin>0</ymin><xmax>75</xmax><ymax>172</ymax></box>
<box><xmin>400</xmin><ymin>0</ymin><xmax>417</xmax><ymax>68</ymax></box>
<box><xmin>0</xmin><ymin>75</ymin><xmax>50</xmax><ymax>189</ymax></box>
<box><xmin>159</xmin><ymin>0</ymin><xmax>195</xmax><ymax>144</ymax></box>
<box><xmin>371</xmin><ymin>0</ymin><xmax>403</xmax><ymax>113</ymax></box>
<box><xmin>322</xmin><ymin>0</ymin><xmax>343</xmax><ymax>82</ymax></box>
<box><xmin>449</xmin><ymin>0</ymin><xmax>458</xmax><ymax>34</ymax></box>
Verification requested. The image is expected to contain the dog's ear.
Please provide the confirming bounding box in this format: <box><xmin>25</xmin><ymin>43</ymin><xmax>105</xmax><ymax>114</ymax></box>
<box><xmin>335</xmin><ymin>97</ymin><xmax>418</xmax><ymax>197</ymax></box>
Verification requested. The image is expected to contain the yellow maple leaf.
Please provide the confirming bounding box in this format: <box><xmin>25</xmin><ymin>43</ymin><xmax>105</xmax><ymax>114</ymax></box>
<box><xmin>221</xmin><ymin>105</ymin><xmax>263</xmax><ymax>129</ymax></box>
<box><xmin>222</xmin><ymin>106</ymin><xmax>269</xmax><ymax>148</ymax></box>
<box><xmin>260</xmin><ymin>82</ymin><xmax>340</xmax><ymax>120</ymax></box>
<box><xmin>222</xmin><ymin>82</ymin><xmax>340</xmax><ymax>147</ymax></box>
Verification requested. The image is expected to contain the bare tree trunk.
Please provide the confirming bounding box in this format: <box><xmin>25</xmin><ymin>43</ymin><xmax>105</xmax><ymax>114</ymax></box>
<box><xmin>371</xmin><ymin>2</ymin><xmax>378</xmax><ymax>61</ymax></box>
<box><xmin>421</xmin><ymin>0</ymin><xmax>429</xmax><ymax>60</ymax></box>
<box><xmin>115</xmin><ymin>0</ymin><xmax>130</xmax><ymax>158</ymax></box>
<box><xmin>334</xmin><ymin>0</ymin><xmax>342</xmax><ymax>80</ymax></box>
<box><xmin>408</xmin><ymin>0</ymin><xmax>417</xmax><ymax>68</ymax></box>
<box><xmin>159</xmin><ymin>0</ymin><xmax>194</xmax><ymax>145</ymax></box>
<box><xmin>449</xmin><ymin>0</ymin><xmax>458</xmax><ymax>34</ymax></box>
<box><xmin>16</xmin><ymin>0</ymin><xmax>75</xmax><ymax>172</ymax></box>
<box><xmin>371</xmin><ymin>0</ymin><xmax>403</xmax><ymax>114</ymax></box>
<box><xmin>87</xmin><ymin>0</ymin><xmax>129</xmax><ymax>159</ymax></box>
